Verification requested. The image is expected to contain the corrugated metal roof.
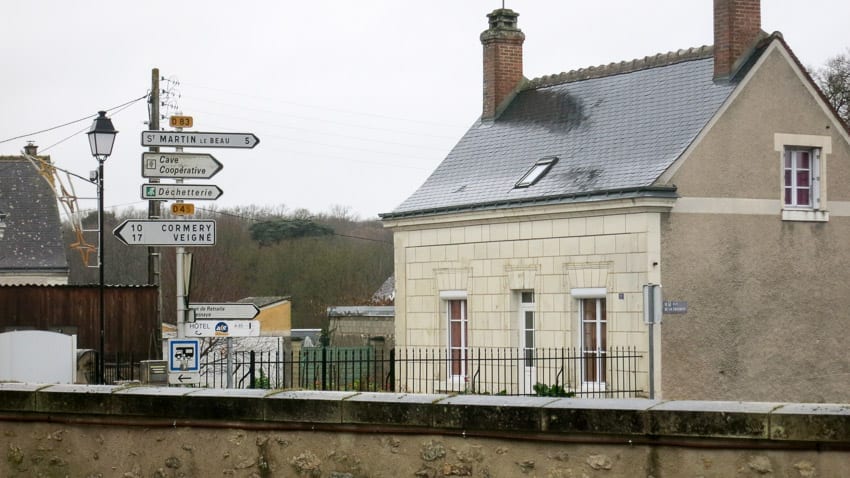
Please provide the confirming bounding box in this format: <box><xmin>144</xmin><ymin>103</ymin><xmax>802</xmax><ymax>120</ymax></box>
<box><xmin>327</xmin><ymin>306</ymin><xmax>395</xmax><ymax>317</ymax></box>
<box><xmin>384</xmin><ymin>53</ymin><xmax>737</xmax><ymax>218</ymax></box>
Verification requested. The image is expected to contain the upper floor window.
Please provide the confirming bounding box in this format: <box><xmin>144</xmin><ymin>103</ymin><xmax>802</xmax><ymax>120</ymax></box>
<box><xmin>784</xmin><ymin>148</ymin><xmax>819</xmax><ymax>208</ymax></box>
<box><xmin>774</xmin><ymin>134</ymin><xmax>831</xmax><ymax>222</ymax></box>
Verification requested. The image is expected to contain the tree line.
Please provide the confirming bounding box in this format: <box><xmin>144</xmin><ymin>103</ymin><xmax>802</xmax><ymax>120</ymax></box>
<box><xmin>66</xmin><ymin>205</ymin><xmax>393</xmax><ymax>330</ymax></box>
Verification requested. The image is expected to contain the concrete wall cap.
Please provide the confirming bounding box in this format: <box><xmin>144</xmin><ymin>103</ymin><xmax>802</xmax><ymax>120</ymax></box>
<box><xmin>437</xmin><ymin>394</ymin><xmax>557</xmax><ymax>407</ymax></box>
<box><xmin>0</xmin><ymin>383</ymin><xmax>51</xmax><ymax>392</ymax></box>
<box><xmin>39</xmin><ymin>384</ymin><xmax>118</xmax><ymax>394</ymax></box>
<box><xmin>267</xmin><ymin>390</ymin><xmax>358</xmax><ymax>401</ymax></box>
<box><xmin>649</xmin><ymin>400</ymin><xmax>783</xmax><ymax>413</ymax></box>
<box><xmin>344</xmin><ymin>392</ymin><xmax>448</xmax><ymax>404</ymax></box>
<box><xmin>544</xmin><ymin>398</ymin><xmax>662</xmax><ymax>411</ymax></box>
<box><xmin>186</xmin><ymin>388</ymin><xmax>269</xmax><ymax>398</ymax></box>
<box><xmin>113</xmin><ymin>386</ymin><xmax>194</xmax><ymax>397</ymax></box>
<box><xmin>773</xmin><ymin>403</ymin><xmax>850</xmax><ymax>416</ymax></box>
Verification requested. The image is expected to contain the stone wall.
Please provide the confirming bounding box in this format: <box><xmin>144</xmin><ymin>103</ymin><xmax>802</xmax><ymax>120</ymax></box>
<box><xmin>2</xmin><ymin>383</ymin><xmax>849</xmax><ymax>477</ymax></box>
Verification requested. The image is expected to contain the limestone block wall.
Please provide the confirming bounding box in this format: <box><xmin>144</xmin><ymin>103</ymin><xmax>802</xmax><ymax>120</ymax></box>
<box><xmin>2</xmin><ymin>383</ymin><xmax>850</xmax><ymax>477</ymax></box>
<box><xmin>391</xmin><ymin>208</ymin><xmax>664</xmax><ymax>394</ymax></box>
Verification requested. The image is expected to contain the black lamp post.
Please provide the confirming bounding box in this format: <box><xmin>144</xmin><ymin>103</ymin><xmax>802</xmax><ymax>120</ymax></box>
<box><xmin>87</xmin><ymin>111</ymin><xmax>117</xmax><ymax>384</ymax></box>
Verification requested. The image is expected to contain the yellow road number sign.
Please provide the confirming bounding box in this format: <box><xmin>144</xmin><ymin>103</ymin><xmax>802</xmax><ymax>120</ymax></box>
<box><xmin>170</xmin><ymin>115</ymin><xmax>194</xmax><ymax>128</ymax></box>
<box><xmin>171</xmin><ymin>203</ymin><xmax>196</xmax><ymax>216</ymax></box>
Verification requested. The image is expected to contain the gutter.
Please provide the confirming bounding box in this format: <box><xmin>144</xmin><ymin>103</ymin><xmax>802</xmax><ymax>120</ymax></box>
<box><xmin>380</xmin><ymin>186</ymin><xmax>678</xmax><ymax>221</ymax></box>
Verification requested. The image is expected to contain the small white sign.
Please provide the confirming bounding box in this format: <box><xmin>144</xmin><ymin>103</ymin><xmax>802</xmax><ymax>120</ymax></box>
<box><xmin>141</xmin><ymin>152</ymin><xmax>223</xmax><ymax>179</ymax></box>
<box><xmin>184</xmin><ymin>320</ymin><xmax>261</xmax><ymax>337</ymax></box>
<box><xmin>189</xmin><ymin>303</ymin><xmax>260</xmax><ymax>320</ymax></box>
<box><xmin>113</xmin><ymin>219</ymin><xmax>216</xmax><ymax>247</ymax></box>
<box><xmin>141</xmin><ymin>183</ymin><xmax>223</xmax><ymax>201</ymax></box>
<box><xmin>168</xmin><ymin>372</ymin><xmax>200</xmax><ymax>385</ymax></box>
<box><xmin>141</xmin><ymin>131</ymin><xmax>259</xmax><ymax>149</ymax></box>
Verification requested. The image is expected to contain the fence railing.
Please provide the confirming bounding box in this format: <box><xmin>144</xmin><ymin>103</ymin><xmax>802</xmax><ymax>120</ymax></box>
<box><xmin>195</xmin><ymin>346</ymin><xmax>644</xmax><ymax>398</ymax></box>
<box><xmin>97</xmin><ymin>347</ymin><xmax>644</xmax><ymax>398</ymax></box>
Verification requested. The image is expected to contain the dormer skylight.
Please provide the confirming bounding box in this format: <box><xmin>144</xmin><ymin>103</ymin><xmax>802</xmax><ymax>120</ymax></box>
<box><xmin>515</xmin><ymin>156</ymin><xmax>558</xmax><ymax>188</ymax></box>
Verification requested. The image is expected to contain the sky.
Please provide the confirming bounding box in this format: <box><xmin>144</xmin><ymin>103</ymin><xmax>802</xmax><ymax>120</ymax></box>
<box><xmin>2</xmin><ymin>1</ymin><xmax>848</xmax><ymax>220</ymax></box>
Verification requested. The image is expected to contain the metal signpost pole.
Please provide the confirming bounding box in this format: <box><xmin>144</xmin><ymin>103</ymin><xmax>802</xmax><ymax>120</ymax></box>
<box><xmin>175</xmin><ymin>128</ymin><xmax>186</xmax><ymax>339</ymax></box>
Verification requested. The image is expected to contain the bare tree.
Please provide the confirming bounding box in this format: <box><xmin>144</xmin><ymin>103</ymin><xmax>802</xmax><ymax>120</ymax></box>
<box><xmin>814</xmin><ymin>49</ymin><xmax>850</xmax><ymax>126</ymax></box>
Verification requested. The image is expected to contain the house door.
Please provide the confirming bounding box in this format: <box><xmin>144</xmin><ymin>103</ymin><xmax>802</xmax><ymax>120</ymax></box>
<box><xmin>580</xmin><ymin>297</ymin><xmax>607</xmax><ymax>389</ymax></box>
<box><xmin>519</xmin><ymin>291</ymin><xmax>536</xmax><ymax>393</ymax></box>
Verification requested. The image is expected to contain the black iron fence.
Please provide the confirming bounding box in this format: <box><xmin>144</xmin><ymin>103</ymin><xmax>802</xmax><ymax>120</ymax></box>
<box><xmin>86</xmin><ymin>352</ymin><xmax>142</xmax><ymax>384</ymax></box>
<box><xmin>195</xmin><ymin>346</ymin><xmax>644</xmax><ymax>398</ymax></box>
<box><xmin>98</xmin><ymin>347</ymin><xmax>644</xmax><ymax>398</ymax></box>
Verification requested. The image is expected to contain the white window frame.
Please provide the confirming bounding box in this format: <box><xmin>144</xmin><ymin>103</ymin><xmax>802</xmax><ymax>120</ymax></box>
<box><xmin>783</xmin><ymin>148</ymin><xmax>818</xmax><ymax>209</ymax></box>
<box><xmin>571</xmin><ymin>288</ymin><xmax>607</xmax><ymax>390</ymax></box>
<box><xmin>441</xmin><ymin>291</ymin><xmax>468</xmax><ymax>382</ymax></box>
<box><xmin>518</xmin><ymin>291</ymin><xmax>535</xmax><ymax>369</ymax></box>
<box><xmin>775</xmin><ymin>133</ymin><xmax>831</xmax><ymax>222</ymax></box>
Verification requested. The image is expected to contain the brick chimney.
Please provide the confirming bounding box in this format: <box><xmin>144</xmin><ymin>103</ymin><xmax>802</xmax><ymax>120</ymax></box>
<box><xmin>480</xmin><ymin>9</ymin><xmax>525</xmax><ymax>120</ymax></box>
<box><xmin>714</xmin><ymin>0</ymin><xmax>762</xmax><ymax>79</ymax></box>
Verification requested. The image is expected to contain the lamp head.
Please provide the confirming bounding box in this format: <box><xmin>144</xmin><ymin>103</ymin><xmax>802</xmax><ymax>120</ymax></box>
<box><xmin>87</xmin><ymin>111</ymin><xmax>118</xmax><ymax>159</ymax></box>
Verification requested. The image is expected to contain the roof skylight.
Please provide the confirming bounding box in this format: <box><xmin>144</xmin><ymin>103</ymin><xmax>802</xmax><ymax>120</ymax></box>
<box><xmin>515</xmin><ymin>156</ymin><xmax>558</xmax><ymax>188</ymax></box>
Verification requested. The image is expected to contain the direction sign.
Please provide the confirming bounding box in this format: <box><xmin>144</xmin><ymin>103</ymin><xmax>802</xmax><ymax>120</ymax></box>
<box><xmin>184</xmin><ymin>320</ymin><xmax>261</xmax><ymax>337</ymax></box>
<box><xmin>189</xmin><ymin>303</ymin><xmax>260</xmax><ymax>320</ymax></box>
<box><xmin>142</xmin><ymin>152</ymin><xmax>223</xmax><ymax>179</ymax></box>
<box><xmin>141</xmin><ymin>131</ymin><xmax>260</xmax><ymax>149</ymax></box>
<box><xmin>141</xmin><ymin>183</ymin><xmax>223</xmax><ymax>201</ymax></box>
<box><xmin>113</xmin><ymin>219</ymin><xmax>216</xmax><ymax>247</ymax></box>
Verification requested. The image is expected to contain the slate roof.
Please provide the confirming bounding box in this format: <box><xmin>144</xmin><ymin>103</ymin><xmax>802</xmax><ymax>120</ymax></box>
<box><xmin>0</xmin><ymin>156</ymin><xmax>68</xmax><ymax>273</ymax></box>
<box><xmin>236</xmin><ymin>296</ymin><xmax>290</xmax><ymax>308</ymax></box>
<box><xmin>383</xmin><ymin>47</ymin><xmax>741</xmax><ymax>218</ymax></box>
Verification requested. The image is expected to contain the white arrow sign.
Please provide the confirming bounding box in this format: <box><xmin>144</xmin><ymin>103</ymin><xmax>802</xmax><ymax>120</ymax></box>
<box><xmin>189</xmin><ymin>303</ymin><xmax>260</xmax><ymax>320</ymax></box>
<box><xmin>141</xmin><ymin>131</ymin><xmax>260</xmax><ymax>149</ymax></box>
<box><xmin>113</xmin><ymin>220</ymin><xmax>216</xmax><ymax>246</ymax></box>
<box><xmin>142</xmin><ymin>152</ymin><xmax>223</xmax><ymax>179</ymax></box>
<box><xmin>168</xmin><ymin>372</ymin><xmax>200</xmax><ymax>385</ymax></box>
<box><xmin>141</xmin><ymin>183</ymin><xmax>223</xmax><ymax>201</ymax></box>
<box><xmin>184</xmin><ymin>320</ymin><xmax>261</xmax><ymax>337</ymax></box>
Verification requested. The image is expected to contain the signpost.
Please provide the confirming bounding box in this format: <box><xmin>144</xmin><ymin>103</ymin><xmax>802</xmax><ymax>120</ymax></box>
<box><xmin>184</xmin><ymin>320</ymin><xmax>261</xmax><ymax>338</ymax></box>
<box><xmin>141</xmin><ymin>131</ymin><xmax>260</xmax><ymax>149</ymax></box>
<box><xmin>188</xmin><ymin>303</ymin><xmax>260</xmax><ymax>320</ymax></box>
<box><xmin>141</xmin><ymin>183</ymin><xmax>223</xmax><ymax>201</ymax></box>
<box><xmin>142</xmin><ymin>152</ymin><xmax>223</xmax><ymax>179</ymax></box>
<box><xmin>167</xmin><ymin>338</ymin><xmax>200</xmax><ymax>385</ymax></box>
<box><xmin>113</xmin><ymin>219</ymin><xmax>216</xmax><ymax>247</ymax></box>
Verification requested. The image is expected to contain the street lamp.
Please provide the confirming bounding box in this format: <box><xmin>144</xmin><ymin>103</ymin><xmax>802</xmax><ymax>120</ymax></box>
<box><xmin>87</xmin><ymin>111</ymin><xmax>117</xmax><ymax>384</ymax></box>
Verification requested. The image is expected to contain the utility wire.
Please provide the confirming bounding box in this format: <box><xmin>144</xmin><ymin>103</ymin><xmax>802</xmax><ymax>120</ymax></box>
<box><xmin>0</xmin><ymin>93</ymin><xmax>148</xmax><ymax>146</ymax></box>
<box><xmin>41</xmin><ymin>96</ymin><xmax>144</xmax><ymax>154</ymax></box>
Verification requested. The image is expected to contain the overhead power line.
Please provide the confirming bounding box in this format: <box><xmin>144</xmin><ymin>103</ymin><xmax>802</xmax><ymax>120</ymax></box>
<box><xmin>0</xmin><ymin>93</ymin><xmax>148</xmax><ymax>146</ymax></box>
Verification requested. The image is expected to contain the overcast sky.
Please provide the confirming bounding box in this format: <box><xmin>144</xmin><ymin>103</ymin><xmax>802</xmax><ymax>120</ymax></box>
<box><xmin>2</xmin><ymin>1</ymin><xmax>848</xmax><ymax>220</ymax></box>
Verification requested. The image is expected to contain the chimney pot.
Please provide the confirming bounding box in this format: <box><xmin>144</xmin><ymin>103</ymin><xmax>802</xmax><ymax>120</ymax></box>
<box><xmin>23</xmin><ymin>142</ymin><xmax>38</xmax><ymax>156</ymax></box>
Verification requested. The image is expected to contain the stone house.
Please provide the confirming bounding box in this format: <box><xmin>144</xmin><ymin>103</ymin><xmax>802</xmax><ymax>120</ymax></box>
<box><xmin>0</xmin><ymin>144</ymin><xmax>68</xmax><ymax>285</ymax></box>
<box><xmin>381</xmin><ymin>1</ymin><xmax>850</xmax><ymax>401</ymax></box>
